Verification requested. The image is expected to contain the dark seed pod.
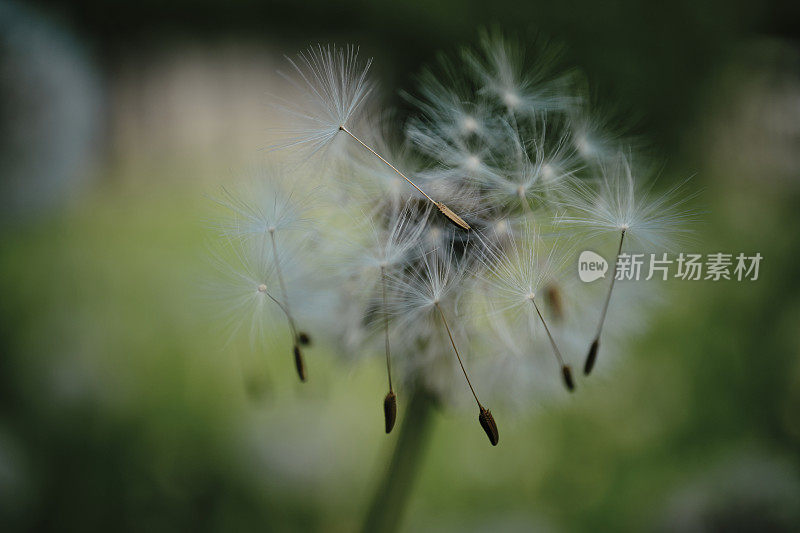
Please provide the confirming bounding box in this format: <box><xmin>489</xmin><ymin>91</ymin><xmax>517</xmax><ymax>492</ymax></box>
<box><xmin>544</xmin><ymin>284</ymin><xmax>564</xmax><ymax>322</ymax></box>
<box><xmin>561</xmin><ymin>365</ymin><xmax>575</xmax><ymax>391</ymax></box>
<box><xmin>293</xmin><ymin>345</ymin><xmax>307</xmax><ymax>382</ymax></box>
<box><xmin>383</xmin><ymin>391</ymin><xmax>397</xmax><ymax>434</ymax></box>
<box><xmin>584</xmin><ymin>339</ymin><xmax>599</xmax><ymax>375</ymax></box>
<box><xmin>296</xmin><ymin>331</ymin><xmax>311</xmax><ymax>346</ymax></box>
<box><xmin>478</xmin><ymin>406</ymin><xmax>499</xmax><ymax>446</ymax></box>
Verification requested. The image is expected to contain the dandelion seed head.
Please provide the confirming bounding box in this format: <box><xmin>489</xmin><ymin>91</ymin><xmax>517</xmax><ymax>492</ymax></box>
<box><xmin>274</xmin><ymin>44</ymin><xmax>374</xmax><ymax>154</ymax></box>
<box><xmin>502</xmin><ymin>90</ymin><xmax>521</xmax><ymax>109</ymax></box>
<box><xmin>460</xmin><ymin>115</ymin><xmax>480</xmax><ymax>134</ymax></box>
<box><xmin>465</xmin><ymin>29</ymin><xmax>579</xmax><ymax>116</ymax></box>
<box><xmin>479</xmin><ymin>220</ymin><xmax>571</xmax><ymax>312</ymax></box>
<box><xmin>560</xmin><ymin>151</ymin><xmax>699</xmax><ymax>249</ymax></box>
<box><xmin>211</xmin><ymin>167</ymin><xmax>315</xmax><ymax>242</ymax></box>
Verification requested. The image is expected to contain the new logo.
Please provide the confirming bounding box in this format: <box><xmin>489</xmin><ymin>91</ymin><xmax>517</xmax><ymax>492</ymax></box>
<box><xmin>578</xmin><ymin>251</ymin><xmax>608</xmax><ymax>282</ymax></box>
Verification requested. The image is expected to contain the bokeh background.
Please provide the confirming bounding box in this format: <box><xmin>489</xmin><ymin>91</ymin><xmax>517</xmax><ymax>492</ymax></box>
<box><xmin>1</xmin><ymin>0</ymin><xmax>799</xmax><ymax>531</ymax></box>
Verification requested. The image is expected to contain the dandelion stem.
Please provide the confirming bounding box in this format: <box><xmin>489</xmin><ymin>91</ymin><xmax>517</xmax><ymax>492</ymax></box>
<box><xmin>362</xmin><ymin>387</ymin><xmax>436</xmax><ymax>533</ymax></box>
<box><xmin>381</xmin><ymin>266</ymin><xmax>393</xmax><ymax>392</ymax></box>
<box><xmin>529</xmin><ymin>298</ymin><xmax>564</xmax><ymax>367</ymax></box>
<box><xmin>435</xmin><ymin>302</ymin><xmax>481</xmax><ymax>408</ymax></box>
<box><xmin>339</xmin><ymin>125</ymin><xmax>471</xmax><ymax>230</ymax></box>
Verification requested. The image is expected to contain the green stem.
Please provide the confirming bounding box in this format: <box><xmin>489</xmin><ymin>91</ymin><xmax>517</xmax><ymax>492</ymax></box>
<box><xmin>361</xmin><ymin>387</ymin><xmax>436</xmax><ymax>533</ymax></box>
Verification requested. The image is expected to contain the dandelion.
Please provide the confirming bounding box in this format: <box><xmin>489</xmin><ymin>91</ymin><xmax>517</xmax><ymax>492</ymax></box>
<box><xmin>560</xmin><ymin>152</ymin><xmax>698</xmax><ymax>374</ymax></box>
<box><xmin>207</xmin><ymin>32</ymin><xmax>699</xmax><ymax>531</ymax></box>
<box><xmin>224</xmin><ymin>31</ymin><xmax>696</xmax><ymax>441</ymax></box>
<box><xmin>277</xmin><ymin>45</ymin><xmax>472</xmax><ymax>229</ymax></box>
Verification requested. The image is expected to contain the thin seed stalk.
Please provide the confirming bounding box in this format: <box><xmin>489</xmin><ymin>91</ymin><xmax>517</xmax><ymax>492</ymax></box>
<box><xmin>529</xmin><ymin>297</ymin><xmax>564</xmax><ymax>367</ymax></box>
<box><xmin>530</xmin><ymin>297</ymin><xmax>574</xmax><ymax>391</ymax></box>
<box><xmin>269</xmin><ymin>229</ymin><xmax>306</xmax><ymax>381</ymax></box>
<box><xmin>435</xmin><ymin>303</ymin><xmax>499</xmax><ymax>446</ymax></box>
<box><xmin>434</xmin><ymin>302</ymin><xmax>480</xmax><ymax>407</ymax></box>
<box><xmin>381</xmin><ymin>265</ymin><xmax>397</xmax><ymax>434</ymax></box>
<box><xmin>338</xmin><ymin>125</ymin><xmax>471</xmax><ymax>230</ymax></box>
<box><xmin>381</xmin><ymin>266</ymin><xmax>392</xmax><ymax>392</ymax></box>
<box><xmin>269</xmin><ymin>230</ymin><xmax>297</xmax><ymax>333</ymax></box>
<box><xmin>585</xmin><ymin>229</ymin><xmax>626</xmax><ymax>375</ymax></box>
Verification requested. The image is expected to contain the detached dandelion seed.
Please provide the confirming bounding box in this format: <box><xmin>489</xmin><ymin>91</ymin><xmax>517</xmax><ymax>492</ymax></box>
<box><xmin>213</xmin><ymin>177</ymin><xmax>315</xmax><ymax>383</ymax></box>
<box><xmin>278</xmin><ymin>45</ymin><xmax>471</xmax><ymax>229</ymax></box>
<box><xmin>389</xmin><ymin>238</ymin><xmax>499</xmax><ymax>446</ymax></box>
<box><xmin>560</xmin><ymin>152</ymin><xmax>698</xmax><ymax>374</ymax></box>
<box><xmin>479</xmin><ymin>223</ymin><xmax>575</xmax><ymax>392</ymax></box>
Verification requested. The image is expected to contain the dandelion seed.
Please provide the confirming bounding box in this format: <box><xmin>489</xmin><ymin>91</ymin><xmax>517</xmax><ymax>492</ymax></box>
<box><xmin>267</xmin><ymin>226</ymin><xmax>310</xmax><ymax>382</ymax></box>
<box><xmin>389</xmin><ymin>237</ymin><xmax>498</xmax><ymax>445</ymax></box>
<box><xmin>278</xmin><ymin>45</ymin><xmax>471</xmax><ymax>229</ymax></box>
<box><xmin>335</xmin><ymin>202</ymin><xmax>432</xmax><ymax>431</ymax></box>
<box><xmin>560</xmin><ymin>152</ymin><xmax>699</xmax><ymax>374</ymax></box>
<box><xmin>584</xmin><ymin>228</ymin><xmax>625</xmax><ymax>375</ymax></box>
<box><xmin>479</xmin><ymin>222</ymin><xmax>575</xmax><ymax>392</ymax></box>
<box><xmin>213</xmin><ymin>178</ymin><xmax>316</xmax><ymax>382</ymax></box>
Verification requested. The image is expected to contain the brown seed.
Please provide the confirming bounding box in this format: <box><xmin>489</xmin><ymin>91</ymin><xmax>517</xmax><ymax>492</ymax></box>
<box><xmin>296</xmin><ymin>331</ymin><xmax>311</xmax><ymax>346</ymax></box>
<box><xmin>436</xmin><ymin>202</ymin><xmax>471</xmax><ymax>230</ymax></box>
<box><xmin>584</xmin><ymin>339</ymin><xmax>599</xmax><ymax>375</ymax></box>
<box><xmin>544</xmin><ymin>284</ymin><xmax>564</xmax><ymax>322</ymax></box>
<box><xmin>561</xmin><ymin>365</ymin><xmax>575</xmax><ymax>392</ymax></box>
<box><xmin>478</xmin><ymin>406</ymin><xmax>499</xmax><ymax>446</ymax></box>
<box><xmin>293</xmin><ymin>345</ymin><xmax>307</xmax><ymax>382</ymax></box>
<box><xmin>383</xmin><ymin>391</ymin><xmax>397</xmax><ymax>434</ymax></box>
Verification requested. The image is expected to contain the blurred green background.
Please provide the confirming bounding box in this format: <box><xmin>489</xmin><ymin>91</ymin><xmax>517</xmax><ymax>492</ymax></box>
<box><xmin>1</xmin><ymin>0</ymin><xmax>799</xmax><ymax>531</ymax></box>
